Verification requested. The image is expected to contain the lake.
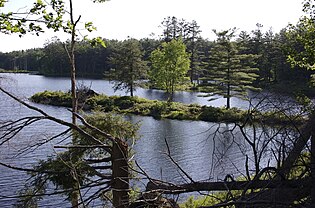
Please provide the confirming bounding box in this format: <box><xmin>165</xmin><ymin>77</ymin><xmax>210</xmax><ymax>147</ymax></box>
<box><xmin>0</xmin><ymin>73</ymin><xmax>292</xmax><ymax>207</ymax></box>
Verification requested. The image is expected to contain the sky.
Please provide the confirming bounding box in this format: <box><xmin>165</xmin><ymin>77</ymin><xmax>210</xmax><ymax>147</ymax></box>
<box><xmin>0</xmin><ymin>0</ymin><xmax>305</xmax><ymax>53</ymax></box>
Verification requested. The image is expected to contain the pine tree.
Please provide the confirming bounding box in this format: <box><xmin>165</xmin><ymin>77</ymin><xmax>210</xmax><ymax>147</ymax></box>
<box><xmin>201</xmin><ymin>28</ymin><xmax>260</xmax><ymax>109</ymax></box>
<box><xmin>109</xmin><ymin>38</ymin><xmax>148</xmax><ymax>97</ymax></box>
<box><xmin>186</xmin><ymin>20</ymin><xmax>203</xmax><ymax>84</ymax></box>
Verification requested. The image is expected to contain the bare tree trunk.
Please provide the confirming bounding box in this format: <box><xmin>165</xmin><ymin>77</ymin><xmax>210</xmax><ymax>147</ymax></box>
<box><xmin>311</xmin><ymin>131</ymin><xmax>315</xmax><ymax>207</ymax></box>
<box><xmin>68</xmin><ymin>0</ymin><xmax>79</xmax><ymax>126</ymax></box>
<box><xmin>226</xmin><ymin>54</ymin><xmax>231</xmax><ymax>109</ymax></box>
<box><xmin>278</xmin><ymin>114</ymin><xmax>315</xmax><ymax>178</ymax></box>
<box><xmin>67</xmin><ymin>1</ymin><xmax>81</xmax><ymax>206</ymax></box>
<box><xmin>130</xmin><ymin>83</ymin><xmax>134</xmax><ymax>97</ymax></box>
<box><xmin>70</xmin><ymin>47</ymin><xmax>77</xmax><ymax>125</ymax></box>
<box><xmin>112</xmin><ymin>139</ymin><xmax>129</xmax><ymax>208</ymax></box>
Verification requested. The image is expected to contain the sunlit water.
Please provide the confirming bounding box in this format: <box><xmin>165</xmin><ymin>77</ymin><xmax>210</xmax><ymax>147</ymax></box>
<box><xmin>0</xmin><ymin>73</ymin><xmax>294</xmax><ymax>207</ymax></box>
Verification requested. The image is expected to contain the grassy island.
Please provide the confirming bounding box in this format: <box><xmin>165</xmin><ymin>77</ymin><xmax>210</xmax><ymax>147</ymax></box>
<box><xmin>30</xmin><ymin>90</ymin><xmax>304</xmax><ymax>125</ymax></box>
<box><xmin>0</xmin><ymin>69</ymin><xmax>29</xmax><ymax>73</ymax></box>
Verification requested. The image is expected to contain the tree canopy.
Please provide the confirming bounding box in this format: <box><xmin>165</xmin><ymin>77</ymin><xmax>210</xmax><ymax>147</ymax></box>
<box><xmin>201</xmin><ymin>28</ymin><xmax>259</xmax><ymax>109</ymax></box>
<box><xmin>109</xmin><ymin>38</ymin><xmax>148</xmax><ymax>96</ymax></box>
<box><xmin>150</xmin><ymin>38</ymin><xmax>190</xmax><ymax>101</ymax></box>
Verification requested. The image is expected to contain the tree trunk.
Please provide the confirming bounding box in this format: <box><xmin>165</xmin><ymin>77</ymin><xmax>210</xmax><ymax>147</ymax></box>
<box><xmin>68</xmin><ymin>1</ymin><xmax>80</xmax><ymax>206</ymax></box>
<box><xmin>146</xmin><ymin>178</ymin><xmax>311</xmax><ymax>193</ymax></box>
<box><xmin>70</xmin><ymin>190</ymin><xmax>79</xmax><ymax>208</ymax></box>
<box><xmin>112</xmin><ymin>139</ymin><xmax>129</xmax><ymax>208</ymax></box>
<box><xmin>65</xmin><ymin>0</ymin><xmax>79</xmax><ymax>126</ymax></box>
<box><xmin>70</xmin><ymin>50</ymin><xmax>77</xmax><ymax>125</ymax></box>
<box><xmin>226</xmin><ymin>54</ymin><xmax>231</xmax><ymax>109</ymax></box>
<box><xmin>130</xmin><ymin>83</ymin><xmax>133</xmax><ymax>97</ymax></box>
<box><xmin>311</xmin><ymin>128</ymin><xmax>315</xmax><ymax>207</ymax></box>
<box><xmin>226</xmin><ymin>94</ymin><xmax>230</xmax><ymax>109</ymax></box>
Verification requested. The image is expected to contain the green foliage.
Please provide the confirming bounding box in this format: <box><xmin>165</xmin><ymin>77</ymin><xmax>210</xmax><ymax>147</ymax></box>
<box><xmin>150</xmin><ymin>39</ymin><xmax>190</xmax><ymax>101</ymax></box>
<box><xmin>30</xmin><ymin>90</ymin><xmax>72</xmax><ymax>107</ymax></box>
<box><xmin>296</xmin><ymin>94</ymin><xmax>314</xmax><ymax>113</ymax></box>
<box><xmin>198</xmin><ymin>106</ymin><xmax>224</xmax><ymax>122</ymax></box>
<box><xmin>159</xmin><ymin>16</ymin><xmax>203</xmax><ymax>84</ymax></box>
<box><xmin>35</xmin><ymin>151</ymin><xmax>95</xmax><ymax>191</ymax></box>
<box><xmin>287</xmin><ymin>152</ymin><xmax>311</xmax><ymax>179</ymax></box>
<box><xmin>0</xmin><ymin>1</ymin><xmax>45</xmax><ymax>36</ymax></box>
<box><xmin>86</xmin><ymin>94</ymin><xmax>115</xmax><ymax>111</ymax></box>
<box><xmin>30</xmin><ymin>90</ymin><xmax>303</xmax><ymax>125</ymax></box>
<box><xmin>15</xmin><ymin>185</ymin><xmax>44</xmax><ymax>208</ymax></box>
<box><xmin>87</xmin><ymin>36</ymin><xmax>106</xmax><ymax>48</ymax></box>
<box><xmin>198</xmin><ymin>106</ymin><xmax>246</xmax><ymax>122</ymax></box>
<box><xmin>109</xmin><ymin>38</ymin><xmax>148</xmax><ymax>96</ymax></box>
<box><xmin>1</xmin><ymin>0</ymin><xmax>106</xmax><ymax>49</ymax></box>
<box><xmin>77</xmin><ymin>112</ymin><xmax>139</xmax><ymax>143</ymax></box>
<box><xmin>180</xmin><ymin>193</ymin><xmax>231</xmax><ymax>208</ymax></box>
<box><xmin>286</xmin><ymin>16</ymin><xmax>315</xmax><ymax>70</ymax></box>
<box><xmin>27</xmin><ymin>112</ymin><xmax>139</xmax><ymax>203</ymax></box>
<box><xmin>201</xmin><ymin>28</ymin><xmax>260</xmax><ymax>109</ymax></box>
<box><xmin>114</xmin><ymin>96</ymin><xmax>137</xmax><ymax>109</ymax></box>
<box><xmin>180</xmin><ymin>151</ymin><xmax>311</xmax><ymax>208</ymax></box>
<box><xmin>0</xmin><ymin>69</ymin><xmax>29</xmax><ymax>73</ymax></box>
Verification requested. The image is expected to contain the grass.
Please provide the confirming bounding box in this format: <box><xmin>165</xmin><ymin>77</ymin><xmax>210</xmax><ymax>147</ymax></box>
<box><xmin>30</xmin><ymin>90</ymin><xmax>305</xmax><ymax>124</ymax></box>
<box><xmin>0</xmin><ymin>69</ymin><xmax>29</xmax><ymax>73</ymax></box>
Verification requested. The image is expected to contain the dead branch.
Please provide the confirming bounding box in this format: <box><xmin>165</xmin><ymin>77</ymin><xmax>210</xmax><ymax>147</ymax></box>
<box><xmin>145</xmin><ymin>177</ymin><xmax>311</xmax><ymax>194</ymax></box>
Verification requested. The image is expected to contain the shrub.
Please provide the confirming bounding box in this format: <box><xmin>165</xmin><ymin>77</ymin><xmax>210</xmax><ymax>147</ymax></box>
<box><xmin>198</xmin><ymin>106</ymin><xmax>224</xmax><ymax>122</ymax></box>
<box><xmin>30</xmin><ymin>91</ymin><xmax>300</xmax><ymax>125</ymax></box>
<box><xmin>86</xmin><ymin>95</ymin><xmax>114</xmax><ymax>111</ymax></box>
<box><xmin>114</xmin><ymin>96</ymin><xmax>136</xmax><ymax>109</ymax></box>
<box><xmin>220</xmin><ymin>107</ymin><xmax>245</xmax><ymax>122</ymax></box>
<box><xmin>30</xmin><ymin>91</ymin><xmax>72</xmax><ymax>107</ymax></box>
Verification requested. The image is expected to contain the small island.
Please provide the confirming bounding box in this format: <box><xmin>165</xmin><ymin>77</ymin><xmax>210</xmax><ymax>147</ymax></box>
<box><xmin>30</xmin><ymin>90</ymin><xmax>304</xmax><ymax>125</ymax></box>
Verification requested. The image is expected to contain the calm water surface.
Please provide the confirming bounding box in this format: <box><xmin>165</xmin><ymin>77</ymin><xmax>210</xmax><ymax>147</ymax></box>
<box><xmin>0</xmin><ymin>73</ymin><xmax>286</xmax><ymax>207</ymax></box>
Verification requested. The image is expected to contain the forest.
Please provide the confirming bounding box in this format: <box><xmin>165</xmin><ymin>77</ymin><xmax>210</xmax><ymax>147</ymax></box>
<box><xmin>1</xmin><ymin>0</ymin><xmax>315</xmax><ymax>208</ymax></box>
<box><xmin>0</xmin><ymin>17</ymin><xmax>314</xmax><ymax>98</ymax></box>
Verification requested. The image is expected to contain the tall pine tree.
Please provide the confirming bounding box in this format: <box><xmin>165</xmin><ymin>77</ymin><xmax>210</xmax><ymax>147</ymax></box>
<box><xmin>201</xmin><ymin>28</ymin><xmax>260</xmax><ymax>109</ymax></box>
<box><xmin>109</xmin><ymin>38</ymin><xmax>148</xmax><ymax>96</ymax></box>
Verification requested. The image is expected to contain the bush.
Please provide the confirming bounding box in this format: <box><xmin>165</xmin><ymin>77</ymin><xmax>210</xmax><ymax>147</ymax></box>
<box><xmin>198</xmin><ymin>106</ymin><xmax>224</xmax><ymax>122</ymax></box>
<box><xmin>114</xmin><ymin>96</ymin><xmax>136</xmax><ymax>109</ymax></box>
<box><xmin>180</xmin><ymin>194</ymin><xmax>226</xmax><ymax>208</ymax></box>
<box><xmin>165</xmin><ymin>110</ymin><xmax>188</xmax><ymax>120</ymax></box>
<box><xmin>148</xmin><ymin>101</ymin><xmax>166</xmax><ymax>119</ymax></box>
<box><xmin>30</xmin><ymin>90</ymin><xmax>299</xmax><ymax>125</ymax></box>
<box><xmin>220</xmin><ymin>107</ymin><xmax>245</xmax><ymax>122</ymax></box>
<box><xmin>30</xmin><ymin>90</ymin><xmax>72</xmax><ymax>107</ymax></box>
<box><xmin>86</xmin><ymin>95</ymin><xmax>114</xmax><ymax>111</ymax></box>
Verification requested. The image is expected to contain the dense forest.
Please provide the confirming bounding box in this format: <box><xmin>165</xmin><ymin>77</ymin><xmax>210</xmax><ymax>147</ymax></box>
<box><xmin>0</xmin><ymin>17</ymin><xmax>314</xmax><ymax>95</ymax></box>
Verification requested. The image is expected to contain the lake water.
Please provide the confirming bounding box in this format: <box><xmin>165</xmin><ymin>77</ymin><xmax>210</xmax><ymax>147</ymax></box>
<box><xmin>0</xmin><ymin>73</ymin><xmax>293</xmax><ymax>207</ymax></box>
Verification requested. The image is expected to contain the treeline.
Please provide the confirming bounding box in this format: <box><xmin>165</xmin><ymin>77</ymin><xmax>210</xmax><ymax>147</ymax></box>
<box><xmin>0</xmin><ymin>17</ymin><xmax>313</xmax><ymax>90</ymax></box>
<box><xmin>0</xmin><ymin>37</ymin><xmax>159</xmax><ymax>77</ymax></box>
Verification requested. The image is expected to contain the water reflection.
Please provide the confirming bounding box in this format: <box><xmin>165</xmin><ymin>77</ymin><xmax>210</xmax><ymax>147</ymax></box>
<box><xmin>0</xmin><ymin>73</ymin><xmax>252</xmax><ymax>108</ymax></box>
<box><xmin>0</xmin><ymin>73</ymin><xmax>296</xmax><ymax>206</ymax></box>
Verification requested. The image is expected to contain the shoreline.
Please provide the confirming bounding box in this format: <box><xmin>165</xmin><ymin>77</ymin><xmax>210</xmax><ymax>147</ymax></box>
<box><xmin>30</xmin><ymin>90</ymin><xmax>305</xmax><ymax>126</ymax></box>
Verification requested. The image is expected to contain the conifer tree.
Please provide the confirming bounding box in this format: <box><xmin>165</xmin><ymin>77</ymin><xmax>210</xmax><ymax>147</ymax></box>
<box><xmin>202</xmin><ymin>28</ymin><xmax>260</xmax><ymax>109</ymax></box>
<box><xmin>109</xmin><ymin>38</ymin><xmax>148</xmax><ymax>97</ymax></box>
